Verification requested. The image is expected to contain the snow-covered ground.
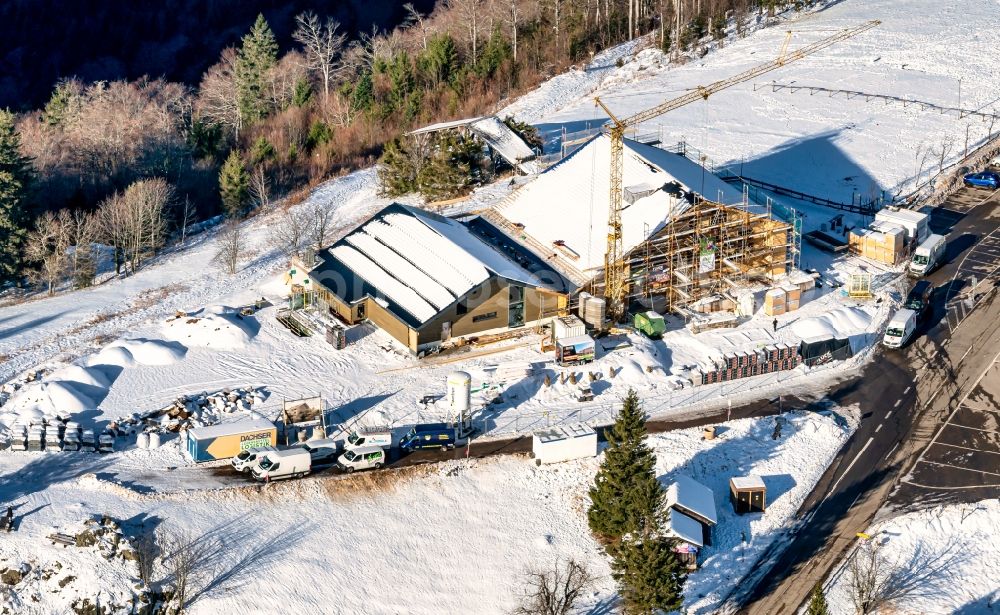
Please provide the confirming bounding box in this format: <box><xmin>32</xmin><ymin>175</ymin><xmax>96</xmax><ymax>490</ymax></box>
<box><xmin>534</xmin><ymin>0</ymin><xmax>1000</xmax><ymax>203</ymax></box>
<box><xmin>0</xmin><ymin>408</ymin><xmax>854</xmax><ymax>614</ymax></box>
<box><xmin>824</xmin><ymin>500</ymin><xmax>1000</xmax><ymax>614</ymax></box>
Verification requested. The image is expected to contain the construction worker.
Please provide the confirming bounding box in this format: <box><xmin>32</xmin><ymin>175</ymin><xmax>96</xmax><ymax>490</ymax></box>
<box><xmin>772</xmin><ymin>318</ymin><xmax>778</xmax><ymax>333</ymax></box>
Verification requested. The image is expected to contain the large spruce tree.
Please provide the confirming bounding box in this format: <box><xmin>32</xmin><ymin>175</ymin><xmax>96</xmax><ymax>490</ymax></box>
<box><xmin>0</xmin><ymin>109</ymin><xmax>32</xmax><ymax>284</ymax></box>
<box><xmin>587</xmin><ymin>389</ymin><xmax>663</xmax><ymax>542</ymax></box>
<box><xmin>612</xmin><ymin>533</ymin><xmax>687</xmax><ymax>615</ymax></box>
<box><xmin>219</xmin><ymin>150</ymin><xmax>249</xmax><ymax>218</ymax></box>
<box><xmin>236</xmin><ymin>14</ymin><xmax>278</xmax><ymax>128</ymax></box>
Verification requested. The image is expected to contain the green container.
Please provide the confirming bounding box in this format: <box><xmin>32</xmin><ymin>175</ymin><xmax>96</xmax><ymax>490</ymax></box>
<box><xmin>634</xmin><ymin>311</ymin><xmax>665</xmax><ymax>339</ymax></box>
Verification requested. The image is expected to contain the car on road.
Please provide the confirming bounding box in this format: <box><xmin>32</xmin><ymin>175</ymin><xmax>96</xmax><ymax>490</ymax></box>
<box><xmin>963</xmin><ymin>171</ymin><xmax>1000</xmax><ymax>189</ymax></box>
<box><xmin>904</xmin><ymin>280</ymin><xmax>934</xmax><ymax>321</ymax></box>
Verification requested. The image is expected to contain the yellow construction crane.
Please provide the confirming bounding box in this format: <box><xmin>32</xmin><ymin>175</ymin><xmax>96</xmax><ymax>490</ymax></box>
<box><xmin>595</xmin><ymin>20</ymin><xmax>880</xmax><ymax>322</ymax></box>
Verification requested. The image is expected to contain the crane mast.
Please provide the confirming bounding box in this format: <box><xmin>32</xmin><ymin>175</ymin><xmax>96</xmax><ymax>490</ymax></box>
<box><xmin>596</xmin><ymin>20</ymin><xmax>880</xmax><ymax>322</ymax></box>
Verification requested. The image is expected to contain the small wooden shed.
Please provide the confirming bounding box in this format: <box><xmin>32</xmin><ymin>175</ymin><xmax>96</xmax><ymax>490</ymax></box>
<box><xmin>730</xmin><ymin>475</ymin><xmax>766</xmax><ymax>514</ymax></box>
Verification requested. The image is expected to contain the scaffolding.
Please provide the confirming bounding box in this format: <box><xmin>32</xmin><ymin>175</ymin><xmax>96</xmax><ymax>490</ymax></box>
<box><xmin>593</xmin><ymin>197</ymin><xmax>793</xmax><ymax>315</ymax></box>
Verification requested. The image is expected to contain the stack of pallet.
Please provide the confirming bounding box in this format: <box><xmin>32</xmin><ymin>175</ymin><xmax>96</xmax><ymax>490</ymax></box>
<box><xmin>763</xmin><ymin>288</ymin><xmax>786</xmax><ymax>316</ymax></box>
<box><xmin>699</xmin><ymin>344</ymin><xmax>800</xmax><ymax>385</ymax></box>
<box><xmin>848</xmin><ymin>223</ymin><xmax>906</xmax><ymax>265</ymax></box>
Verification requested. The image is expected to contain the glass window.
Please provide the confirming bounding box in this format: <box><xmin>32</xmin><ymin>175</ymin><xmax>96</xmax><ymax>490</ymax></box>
<box><xmin>472</xmin><ymin>311</ymin><xmax>498</xmax><ymax>323</ymax></box>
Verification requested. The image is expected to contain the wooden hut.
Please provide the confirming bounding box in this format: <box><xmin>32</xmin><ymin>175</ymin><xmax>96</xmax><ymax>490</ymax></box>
<box><xmin>730</xmin><ymin>475</ymin><xmax>766</xmax><ymax>514</ymax></box>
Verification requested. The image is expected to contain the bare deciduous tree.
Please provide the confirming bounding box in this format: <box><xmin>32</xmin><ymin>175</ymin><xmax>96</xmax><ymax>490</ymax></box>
<box><xmin>64</xmin><ymin>208</ymin><xmax>99</xmax><ymax>288</ymax></box>
<box><xmin>309</xmin><ymin>201</ymin><xmax>337</xmax><ymax>252</ymax></box>
<box><xmin>269</xmin><ymin>207</ymin><xmax>311</xmax><ymax>259</ymax></box>
<box><xmin>178</xmin><ymin>196</ymin><xmax>198</xmax><ymax>246</ymax></box>
<box><xmin>249</xmin><ymin>166</ymin><xmax>272</xmax><ymax>212</ymax></box>
<box><xmin>96</xmin><ymin>178</ymin><xmax>173</xmax><ymax>276</ymax></box>
<box><xmin>160</xmin><ymin>527</ymin><xmax>213</xmax><ymax>612</ymax></box>
<box><xmin>293</xmin><ymin>11</ymin><xmax>347</xmax><ymax>103</ymax></box>
<box><xmin>213</xmin><ymin>221</ymin><xmax>244</xmax><ymax>275</ymax></box>
<box><xmin>197</xmin><ymin>47</ymin><xmax>242</xmax><ymax>139</ymax></box>
<box><xmin>403</xmin><ymin>3</ymin><xmax>431</xmax><ymax>50</ymax></box>
<box><xmin>513</xmin><ymin>559</ymin><xmax>594</xmax><ymax>615</ymax></box>
<box><xmin>24</xmin><ymin>211</ymin><xmax>71</xmax><ymax>294</ymax></box>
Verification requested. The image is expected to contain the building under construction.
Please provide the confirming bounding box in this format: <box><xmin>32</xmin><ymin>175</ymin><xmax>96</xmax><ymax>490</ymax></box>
<box><xmin>479</xmin><ymin>134</ymin><xmax>794</xmax><ymax>320</ymax></box>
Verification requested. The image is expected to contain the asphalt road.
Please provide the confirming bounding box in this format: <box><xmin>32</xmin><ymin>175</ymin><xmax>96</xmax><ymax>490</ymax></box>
<box><xmin>734</xmin><ymin>184</ymin><xmax>1000</xmax><ymax>614</ymax></box>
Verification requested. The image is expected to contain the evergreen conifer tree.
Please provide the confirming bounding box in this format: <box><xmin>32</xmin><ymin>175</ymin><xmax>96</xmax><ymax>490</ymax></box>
<box><xmin>587</xmin><ymin>389</ymin><xmax>663</xmax><ymax>542</ymax></box>
<box><xmin>236</xmin><ymin>14</ymin><xmax>278</xmax><ymax>127</ymax></box>
<box><xmin>377</xmin><ymin>137</ymin><xmax>419</xmax><ymax>197</ymax></box>
<box><xmin>219</xmin><ymin>150</ymin><xmax>249</xmax><ymax>218</ymax></box>
<box><xmin>806</xmin><ymin>583</ymin><xmax>830</xmax><ymax>615</ymax></box>
<box><xmin>612</xmin><ymin>533</ymin><xmax>686</xmax><ymax>615</ymax></box>
<box><xmin>0</xmin><ymin>109</ymin><xmax>32</xmax><ymax>283</ymax></box>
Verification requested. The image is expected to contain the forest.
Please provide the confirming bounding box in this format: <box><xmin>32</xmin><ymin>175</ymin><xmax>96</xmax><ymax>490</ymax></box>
<box><xmin>0</xmin><ymin>0</ymin><xmax>812</xmax><ymax>292</ymax></box>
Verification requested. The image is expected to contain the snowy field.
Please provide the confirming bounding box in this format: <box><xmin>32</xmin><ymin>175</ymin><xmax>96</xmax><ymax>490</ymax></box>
<box><xmin>824</xmin><ymin>500</ymin><xmax>1000</xmax><ymax>614</ymax></box>
<box><xmin>534</xmin><ymin>0</ymin><xmax>1000</xmax><ymax>203</ymax></box>
<box><xmin>0</xmin><ymin>408</ymin><xmax>854</xmax><ymax>614</ymax></box>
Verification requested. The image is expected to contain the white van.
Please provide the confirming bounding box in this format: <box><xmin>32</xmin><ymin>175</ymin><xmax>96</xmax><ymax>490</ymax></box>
<box><xmin>909</xmin><ymin>234</ymin><xmax>946</xmax><ymax>277</ymax></box>
<box><xmin>251</xmin><ymin>448</ymin><xmax>311</xmax><ymax>482</ymax></box>
<box><xmin>343</xmin><ymin>428</ymin><xmax>392</xmax><ymax>451</ymax></box>
<box><xmin>231</xmin><ymin>445</ymin><xmax>277</xmax><ymax>472</ymax></box>
<box><xmin>883</xmin><ymin>308</ymin><xmax>917</xmax><ymax>349</ymax></box>
<box><xmin>337</xmin><ymin>446</ymin><xmax>386</xmax><ymax>473</ymax></box>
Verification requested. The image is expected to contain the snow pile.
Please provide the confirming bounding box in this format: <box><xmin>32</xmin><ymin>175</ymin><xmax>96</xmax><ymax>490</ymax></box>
<box><xmin>84</xmin><ymin>345</ymin><xmax>138</xmax><ymax>368</ymax></box>
<box><xmin>106</xmin><ymin>338</ymin><xmax>186</xmax><ymax>366</ymax></box>
<box><xmin>791</xmin><ymin>306</ymin><xmax>873</xmax><ymax>339</ymax></box>
<box><xmin>826</xmin><ymin>500</ymin><xmax>1000</xmax><ymax>614</ymax></box>
<box><xmin>648</xmin><ymin>409</ymin><xmax>856</xmax><ymax>614</ymax></box>
<box><xmin>162</xmin><ymin>305</ymin><xmax>257</xmax><ymax>350</ymax></box>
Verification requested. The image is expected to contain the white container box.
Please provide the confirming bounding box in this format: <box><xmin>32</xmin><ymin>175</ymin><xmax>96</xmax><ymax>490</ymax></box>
<box><xmin>532</xmin><ymin>423</ymin><xmax>598</xmax><ymax>465</ymax></box>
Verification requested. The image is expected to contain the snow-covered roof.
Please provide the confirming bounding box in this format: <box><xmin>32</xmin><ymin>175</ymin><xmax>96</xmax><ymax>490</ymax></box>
<box><xmin>493</xmin><ymin>135</ymin><xmax>743</xmax><ymax>276</ymax></box>
<box><xmin>409</xmin><ymin>115</ymin><xmax>536</xmax><ymax>170</ymax></box>
<box><xmin>666</xmin><ymin>474</ymin><xmax>718</xmax><ymax>526</ymax></box>
<box><xmin>666</xmin><ymin>508</ymin><xmax>704</xmax><ymax>548</ymax></box>
<box><xmin>730</xmin><ymin>475</ymin><xmax>766</xmax><ymax>491</ymax></box>
<box><xmin>313</xmin><ymin>204</ymin><xmax>550</xmax><ymax>328</ymax></box>
<box><xmin>469</xmin><ymin>117</ymin><xmax>536</xmax><ymax>164</ymax></box>
<box><xmin>408</xmin><ymin>116</ymin><xmax>485</xmax><ymax>135</ymax></box>
<box><xmin>188</xmin><ymin>418</ymin><xmax>276</xmax><ymax>440</ymax></box>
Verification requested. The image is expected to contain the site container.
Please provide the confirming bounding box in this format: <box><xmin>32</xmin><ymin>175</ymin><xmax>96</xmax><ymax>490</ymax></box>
<box><xmin>186</xmin><ymin>418</ymin><xmax>277</xmax><ymax>462</ymax></box>
<box><xmin>532</xmin><ymin>423</ymin><xmax>598</xmax><ymax>465</ymax></box>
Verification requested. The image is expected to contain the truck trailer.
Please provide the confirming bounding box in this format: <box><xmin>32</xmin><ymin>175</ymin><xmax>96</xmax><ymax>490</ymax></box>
<box><xmin>186</xmin><ymin>418</ymin><xmax>278</xmax><ymax>463</ymax></box>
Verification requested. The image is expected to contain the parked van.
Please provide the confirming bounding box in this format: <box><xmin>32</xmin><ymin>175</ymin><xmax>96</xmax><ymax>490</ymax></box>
<box><xmin>344</xmin><ymin>428</ymin><xmax>392</xmax><ymax>451</ymax></box>
<box><xmin>399</xmin><ymin>423</ymin><xmax>456</xmax><ymax>452</ymax></box>
<box><xmin>883</xmin><ymin>308</ymin><xmax>917</xmax><ymax>349</ymax></box>
<box><xmin>298</xmin><ymin>438</ymin><xmax>342</xmax><ymax>463</ymax></box>
<box><xmin>251</xmin><ymin>448</ymin><xmax>311</xmax><ymax>482</ymax></box>
<box><xmin>231</xmin><ymin>445</ymin><xmax>277</xmax><ymax>473</ymax></box>
<box><xmin>908</xmin><ymin>234</ymin><xmax>946</xmax><ymax>277</ymax></box>
<box><xmin>337</xmin><ymin>446</ymin><xmax>386</xmax><ymax>472</ymax></box>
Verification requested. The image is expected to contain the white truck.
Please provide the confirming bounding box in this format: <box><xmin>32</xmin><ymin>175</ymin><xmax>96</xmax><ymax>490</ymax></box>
<box><xmin>908</xmin><ymin>234</ymin><xmax>946</xmax><ymax>277</ymax></box>
<box><xmin>231</xmin><ymin>445</ymin><xmax>277</xmax><ymax>473</ymax></box>
<box><xmin>251</xmin><ymin>448</ymin><xmax>311</xmax><ymax>482</ymax></box>
<box><xmin>883</xmin><ymin>308</ymin><xmax>917</xmax><ymax>349</ymax></box>
<box><xmin>343</xmin><ymin>427</ymin><xmax>392</xmax><ymax>450</ymax></box>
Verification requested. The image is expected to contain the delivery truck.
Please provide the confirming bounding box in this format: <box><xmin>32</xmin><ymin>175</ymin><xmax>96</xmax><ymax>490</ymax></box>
<box><xmin>908</xmin><ymin>234</ymin><xmax>946</xmax><ymax>277</ymax></box>
<box><xmin>882</xmin><ymin>308</ymin><xmax>917</xmax><ymax>349</ymax></box>
<box><xmin>251</xmin><ymin>448</ymin><xmax>311</xmax><ymax>482</ymax></box>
